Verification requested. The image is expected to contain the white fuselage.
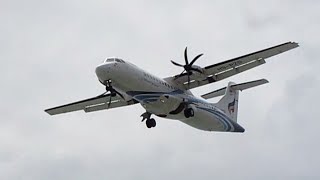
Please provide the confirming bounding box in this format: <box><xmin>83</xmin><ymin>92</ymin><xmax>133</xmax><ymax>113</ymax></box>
<box><xmin>95</xmin><ymin>59</ymin><xmax>244</xmax><ymax>132</ymax></box>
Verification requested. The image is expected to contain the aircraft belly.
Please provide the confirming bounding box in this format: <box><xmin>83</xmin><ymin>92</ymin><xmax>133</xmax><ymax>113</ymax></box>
<box><xmin>140</xmin><ymin>96</ymin><xmax>183</xmax><ymax>117</ymax></box>
<box><xmin>180</xmin><ymin>108</ymin><xmax>225</xmax><ymax>131</ymax></box>
<box><xmin>178</xmin><ymin>107</ymin><xmax>245</xmax><ymax>132</ymax></box>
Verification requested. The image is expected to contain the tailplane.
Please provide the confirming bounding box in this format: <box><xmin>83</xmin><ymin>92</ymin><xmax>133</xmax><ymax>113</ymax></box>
<box><xmin>201</xmin><ymin>79</ymin><xmax>268</xmax><ymax>122</ymax></box>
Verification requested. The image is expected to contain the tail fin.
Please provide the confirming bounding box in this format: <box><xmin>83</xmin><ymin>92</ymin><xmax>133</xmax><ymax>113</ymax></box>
<box><xmin>201</xmin><ymin>79</ymin><xmax>269</xmax><ymax>122</ymax></box>
<box><xmin>216</xmin><ymin>82</ymin><xmax>239</xmax><ymax>122</ymax></box>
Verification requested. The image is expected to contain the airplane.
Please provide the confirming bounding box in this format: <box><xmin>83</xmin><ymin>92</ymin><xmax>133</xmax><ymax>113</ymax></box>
<box><xmin>45</xmin><ymin>42</ymin><xmax>299</xmax><ymax>132</ymax></box>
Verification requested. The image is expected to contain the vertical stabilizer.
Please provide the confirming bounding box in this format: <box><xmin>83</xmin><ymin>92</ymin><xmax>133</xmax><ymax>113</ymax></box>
<box><xmin>216</xmin><ymin>82</ymin><xmax>239</xmax><ymax>122</ymax></box>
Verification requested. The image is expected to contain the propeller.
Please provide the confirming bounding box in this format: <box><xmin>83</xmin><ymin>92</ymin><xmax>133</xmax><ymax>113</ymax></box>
<box><xmin>171</xmin><ymin>47</ymin><xmax>203</xmax><ymax>87</ymax></box>
<box><xmin>100</xmin><ymin>80</ymin><xmax>124</xmax><ymax>108</ymax></box>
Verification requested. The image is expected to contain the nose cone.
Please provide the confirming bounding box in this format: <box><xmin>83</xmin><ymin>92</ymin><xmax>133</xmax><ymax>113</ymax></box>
<box><xmin>95</xmin><ymin>64</ymin><xmax>110</xmax><ymax>82</ymax></box>
<box><xmin>95</xmin><ymin>64</ymin><xmax>105</xmax><ymax>77</ymax></box>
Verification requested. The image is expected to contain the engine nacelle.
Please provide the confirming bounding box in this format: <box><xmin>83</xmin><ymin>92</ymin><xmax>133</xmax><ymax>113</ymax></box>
<box><xmin>190</xmin><ymin>65</ymin><xmax>204</xmax><ymax>74</ymax></box>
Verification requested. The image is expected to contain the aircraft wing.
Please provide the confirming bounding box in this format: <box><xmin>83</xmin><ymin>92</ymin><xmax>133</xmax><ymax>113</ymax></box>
<box><xmin>45</xmin><ymin>93</ymin><xmax>138</xmax><ymax>115</ymax></box>
<box><xmin>165</xmin><ymin>42</ymin><xmax>299</xmax><ymax>89</ymax></box>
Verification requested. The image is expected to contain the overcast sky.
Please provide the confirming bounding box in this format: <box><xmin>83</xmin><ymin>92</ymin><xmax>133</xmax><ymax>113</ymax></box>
<box><xmin>1</xmin><ymin>0</ymin><xmax>319</xmax><ymax>179</ymax></box>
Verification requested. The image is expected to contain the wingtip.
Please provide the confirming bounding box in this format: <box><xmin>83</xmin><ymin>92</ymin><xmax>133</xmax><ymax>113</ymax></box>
<box><xmin>44</xmin><ymin>109</ymin><xmax>54</xmax><ymax>115</ymax></box>
<box><xmin>262</xmin><ymin>78</ymin><xmax>269</xmax><ymax>83</ymax></box>
<box><xmin>289</xmin><ymin>41</ymin><xmax>299</xmax><ymax>47</ymax></box>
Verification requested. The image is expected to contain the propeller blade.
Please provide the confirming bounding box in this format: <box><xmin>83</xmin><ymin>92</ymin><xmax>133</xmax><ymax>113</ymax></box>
<box><xmin>187</xmin><ymin>73</ymin><xmax>190</xmax><ymax>88</ymax></box>
<box><xmin>184</xmin><ymin>47</ymin><xmax>189</xmax><ymax>65</ymax></box>
<box><xmin>174</xmin><ymin>69</ymin><xmax>187</xmax><ymax>80</ymax></box>
<box><xmin>171</xmin><ymin>47</ymin><xmax>204</xmax><ymax>84</ymax></box>
<box><xmin>178</xmin><ymin>69</ymin><xmax>186</xmax><ymax>77</ymax></box>
<box><xmin>189</xmin><ymin>53</ymin><xmax>203</xmax><ymax>66</ymax></box>
<box><xmin>171</xmin><ymin>60</ymin><xmax>184</xmax><ymax>67</ymax></box>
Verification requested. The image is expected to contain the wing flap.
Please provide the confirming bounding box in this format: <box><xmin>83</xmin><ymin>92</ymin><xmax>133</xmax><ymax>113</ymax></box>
<box><xmin>84</xmin><ymin>99</ymin><xmax>137</xmax><ymax>113</ymax></box>
<box><xmin>45</xmin><ymin>94</ymin><xmax>114</xmax><ymax>115</ymax></box>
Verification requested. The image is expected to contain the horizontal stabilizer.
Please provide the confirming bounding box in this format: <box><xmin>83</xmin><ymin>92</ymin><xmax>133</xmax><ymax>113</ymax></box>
<box><xmin>201</xmin><ymin>79</ymin><xmax>268</xmax><ymax>99</ymax></box>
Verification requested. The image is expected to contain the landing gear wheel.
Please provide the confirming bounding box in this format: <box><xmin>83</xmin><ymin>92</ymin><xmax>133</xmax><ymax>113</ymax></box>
<box><xmin>146</xmin><ymin>118</ymin><xmax>156</xmax><ymax>128</ymax></box>
<box><xmin>184</xmin><ymin>108</ymin><xmax>194</xmax><ymax>118</ymax></box>
<box><xmin>150</xmin><ymin>118</ymin><xmax>156</xmax><ymax>127</ymax></box>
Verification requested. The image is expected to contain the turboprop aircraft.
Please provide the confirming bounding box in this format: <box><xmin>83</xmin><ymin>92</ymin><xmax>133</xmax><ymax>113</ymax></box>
<box><xmin>45</xmin><ymin>42</ymin><xmax>299</xmax><ymax>132</ymax></box>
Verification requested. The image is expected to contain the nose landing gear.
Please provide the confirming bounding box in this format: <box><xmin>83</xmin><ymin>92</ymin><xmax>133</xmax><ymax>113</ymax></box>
<box><xmin>141</xmin><ymin>112</ymin><xmax>156</xmax><ymax>128</ymax></box>
<box><xmin>98</xmin><ymin>79</ymin><xmax>124</xmax><ymax>108</ymax></box>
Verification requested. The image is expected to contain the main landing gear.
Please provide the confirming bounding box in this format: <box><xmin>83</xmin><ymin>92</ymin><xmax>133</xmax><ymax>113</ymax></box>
<box><xmin>141</xmin><ymin>112</ymin><xmax>156</xmax><ymax>128</ymax></box>
<box><xmin>146</xmin><ymin>118</ymin><xmax>156</xmax><ymax>128</ymax></box>
<box><xmin>184</xmin><ymin>108</ymin><xmax>194</xmax><ymax>118</ymax></box>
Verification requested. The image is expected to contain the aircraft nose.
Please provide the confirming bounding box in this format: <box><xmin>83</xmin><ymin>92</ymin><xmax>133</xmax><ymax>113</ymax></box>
<box><xmin>95</xmin><ymin>64</ymin><xmax>105</xmax><ymax>77</ymax></box>
<box><xmin>95</xmin><ymin>64</ymin><xmax>111</xmax><ymax>82</ymax></box>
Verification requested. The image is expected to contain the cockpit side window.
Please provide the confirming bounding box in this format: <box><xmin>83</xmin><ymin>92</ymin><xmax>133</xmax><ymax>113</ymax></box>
<box><xmin>115</xmin><ymin>58</ymin><xmax>125</xmax><ymax>63</ymax></box>
<box><xmin>104</xmin><ymin>58</ymin><xmax>125</xmax><ymax>63</ymax></box>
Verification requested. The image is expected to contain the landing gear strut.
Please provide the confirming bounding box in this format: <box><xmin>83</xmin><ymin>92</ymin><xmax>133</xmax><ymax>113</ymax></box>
<box><xmin>99</xmin><ymin>79</ymin><xmax>124</xmax><ymax>108</ymax></box>
<box><xmin>141</xmin><ymin>112</ymin><xmax>156</xmax><ymax>128</ymax></box>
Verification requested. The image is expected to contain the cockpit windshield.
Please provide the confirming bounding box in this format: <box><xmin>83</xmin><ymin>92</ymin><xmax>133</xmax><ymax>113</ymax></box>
<box><xmin>104</xmin><ymin>58</ymin><xmax>125</xmax><ymax>63</ymax></box>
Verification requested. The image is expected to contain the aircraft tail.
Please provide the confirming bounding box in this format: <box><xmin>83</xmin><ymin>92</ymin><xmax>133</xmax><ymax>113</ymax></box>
<box><xmin>201</xmin><ymin>79</ymin><xmax>268</xmax><ymax>122</ymax></box>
